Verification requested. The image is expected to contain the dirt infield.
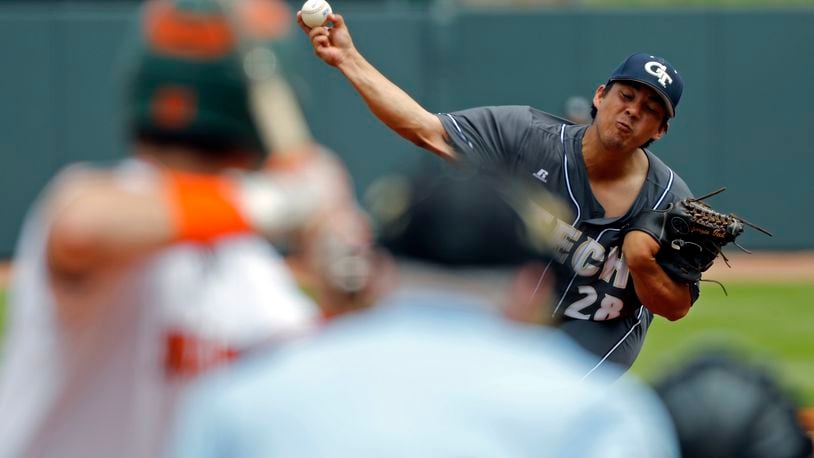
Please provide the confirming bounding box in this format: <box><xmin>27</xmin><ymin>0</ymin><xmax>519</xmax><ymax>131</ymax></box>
<box><xmin>705</xmin><ymin>251</ymin><xmax>814</xmax><ymax>281</ymax></box>
<box><xmin>3</xmin><ymin>250</ymin><xmax>813</xmax><ymax>287</ymax></box>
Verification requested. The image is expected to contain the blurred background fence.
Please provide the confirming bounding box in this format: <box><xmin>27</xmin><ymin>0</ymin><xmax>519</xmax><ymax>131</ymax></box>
<box><xmin>1</xmin><ymin>1</ymin><xmax>812</xmax><ymax>255</ymax></box>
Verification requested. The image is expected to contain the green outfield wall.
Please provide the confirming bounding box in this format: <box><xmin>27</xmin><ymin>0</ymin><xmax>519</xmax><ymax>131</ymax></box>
<box><xmin>1</xmin><ymin>3</ymin><xmax>811</xmax><ymax>255</ymax></box>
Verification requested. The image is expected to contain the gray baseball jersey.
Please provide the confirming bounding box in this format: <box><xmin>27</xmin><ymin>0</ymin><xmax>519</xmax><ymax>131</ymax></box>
<box><xmin>438</xmin><ymin>106</ymin><xmax>698</xmax><ymax>370</ymax></box>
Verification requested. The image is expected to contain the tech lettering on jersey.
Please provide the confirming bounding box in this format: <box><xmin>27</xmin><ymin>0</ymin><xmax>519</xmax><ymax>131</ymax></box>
<box><xmin>532</xmin><ymin>203</ymin><xmax>634</xmax><ymax>321</ymax></box>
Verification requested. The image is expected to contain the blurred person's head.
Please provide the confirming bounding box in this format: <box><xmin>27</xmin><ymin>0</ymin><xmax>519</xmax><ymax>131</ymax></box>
<box><xmin>366</xmin><ymin>168</ymin><xmax>571</xmax><ymax>325</ymax></box>
<box><xmin>121</xmin><ymin>0</ymin><xmax>288</xmax><ymax>171</ymax></box>
<box><xmin>299</xmin><ymin>201</ymin><xmax>384</xmax><ymax>319</ymax></box>
<box><xmin>564</xmin><ymin>96</ymin><xmax>591</xmax><ymax>124</ymax></box>
<box><xmin>654</xmin><ymin>350</ymin><xmax>814</xmax><ymax>458</ymax></box>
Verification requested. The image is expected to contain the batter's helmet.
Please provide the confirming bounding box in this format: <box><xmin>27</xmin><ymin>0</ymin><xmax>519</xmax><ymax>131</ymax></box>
<box><xmin>122</xmin><ymin>0</ymin><xmax>289</xmax><ymax>158</ymax></box>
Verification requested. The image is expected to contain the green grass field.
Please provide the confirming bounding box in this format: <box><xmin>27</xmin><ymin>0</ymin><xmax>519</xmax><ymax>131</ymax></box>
<box><xmin>1</xmin><ymin>282</ymin><xmax>812</xmax><ymax>404</ymax></box>
<box><xmin>631</xmin><ymin>281</ymin><xmax>814</xmax><ymax>405</ymax></box>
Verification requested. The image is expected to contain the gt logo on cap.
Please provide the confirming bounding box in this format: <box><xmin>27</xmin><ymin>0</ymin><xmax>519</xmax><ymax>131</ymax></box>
<box><xmin>644</xmin><ymin>61</ymin><xmax>673</xmax><ymax>88</ymax></box>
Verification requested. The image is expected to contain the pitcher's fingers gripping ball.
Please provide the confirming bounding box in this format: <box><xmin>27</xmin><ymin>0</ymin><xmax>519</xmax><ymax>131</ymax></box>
<box><xmin>296</xmin><ymin>4</ymin><xmax>353</xmax><ymax>68</ymax></box>
<box><xmin>300</xmin><ymin>0</ymin><xmax>331</xmax><ymax>28</ymax></box>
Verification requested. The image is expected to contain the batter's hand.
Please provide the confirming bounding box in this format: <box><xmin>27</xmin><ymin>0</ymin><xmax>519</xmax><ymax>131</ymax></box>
<box><xmin>297</xmin><ymin>13</ymin><xmax>354</xmax><ymax>68</ymax></box>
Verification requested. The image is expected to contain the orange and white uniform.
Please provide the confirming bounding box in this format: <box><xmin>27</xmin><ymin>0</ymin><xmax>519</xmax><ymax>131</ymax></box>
<box><xmin>0</xmin><ymin>159</ymin><xmax>319</xmax><ymax>458</ymax></box>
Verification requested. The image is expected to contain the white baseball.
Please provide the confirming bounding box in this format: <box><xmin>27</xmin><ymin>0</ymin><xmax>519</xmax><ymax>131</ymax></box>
<box><xmin>300</xmin><ymin>0</ymin><xmax>332</xmax><ymax>28</ymax></box>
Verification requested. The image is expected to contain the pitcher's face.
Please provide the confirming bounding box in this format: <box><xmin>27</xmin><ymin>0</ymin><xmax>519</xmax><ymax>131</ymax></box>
<box><xmin>592</xmin><ymin>82</ymin><xmax>668</xmax><ymax>152</ymax></box>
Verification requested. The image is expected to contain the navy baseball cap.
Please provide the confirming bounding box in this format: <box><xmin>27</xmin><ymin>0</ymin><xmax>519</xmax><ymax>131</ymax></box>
<box><xmin>608</xmin><ymin>53</ymin><xmax>683</xmax><ymax>118</ymax></box>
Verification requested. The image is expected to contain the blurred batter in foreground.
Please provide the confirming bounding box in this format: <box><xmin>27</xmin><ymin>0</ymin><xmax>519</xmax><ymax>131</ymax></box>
<box><xmin>0</xmin><ymin>0</ymin><xmax>338</xmax><ymax>456</ymax></box>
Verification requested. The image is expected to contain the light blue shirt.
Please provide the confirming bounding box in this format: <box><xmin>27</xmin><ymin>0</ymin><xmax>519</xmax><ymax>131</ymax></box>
<box><xmin>169</xmin><ymin>290</ymin><xmax>678</xmax><ymax>458</ymax></box>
